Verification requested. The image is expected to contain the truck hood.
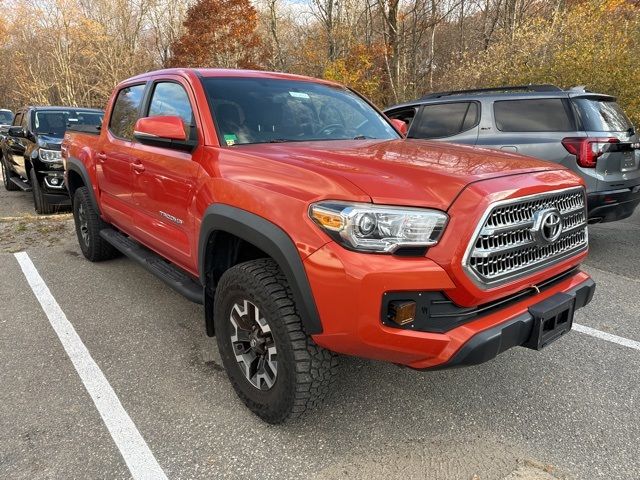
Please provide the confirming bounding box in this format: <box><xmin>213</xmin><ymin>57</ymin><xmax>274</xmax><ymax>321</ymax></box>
<box><xmin>234</xmin><ymin>139</ymin><xmax>565</xmax><ymax>210</ymax></box>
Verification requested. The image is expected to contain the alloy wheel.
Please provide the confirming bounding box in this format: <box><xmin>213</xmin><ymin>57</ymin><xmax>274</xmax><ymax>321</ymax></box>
<box><xmin>78</xmin><ymin>203</ymin><xmax>90</xmax><ymax>248</ymax></box>
<box><xmin>229</xmin><ymin>299</ymin><xmax>278</xmax><ymax>390</ymax></box>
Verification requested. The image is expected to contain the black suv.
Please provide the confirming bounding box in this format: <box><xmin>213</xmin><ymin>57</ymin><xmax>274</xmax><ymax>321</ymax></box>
<box><xmin>385</xmin><ymin>85</ymin><xmax>640</xmax><ymax>223</ymax></box>
<box><xmin>1</xmin><ymin>106</ymin><xmax>103</xmax><ymax>214</ymax></box>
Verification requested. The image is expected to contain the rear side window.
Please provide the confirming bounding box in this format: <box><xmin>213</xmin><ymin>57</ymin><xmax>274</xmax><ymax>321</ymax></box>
<box><xmin>409</xmin><ymin>102</ymin><xmax>479</xmax><ymax>139</ymax></box>
<box><xmin>572</xmin><ymin>97</ymin><xmax>632</xmax><ymax>132</ymax></box>
<box><xmin>494</xmin><ymin>99</ymin><xmax>574</xmax><ymax>132</ymax></box>
<box><xmin>109</xmin><ymin>84</ymin><xmax>146</xmax><ymax>140</ymax></box>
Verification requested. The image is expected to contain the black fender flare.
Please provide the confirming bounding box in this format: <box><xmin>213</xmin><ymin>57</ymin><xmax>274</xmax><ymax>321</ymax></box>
<box><xmin>65</xmin><ymin>157</ymin><xmax>100</xmax><ymax>214</ymax></box>
<box><xmin>198</xmin><ymin>204</ymin><xmax>323</xmax><ymax>335</ymax></box>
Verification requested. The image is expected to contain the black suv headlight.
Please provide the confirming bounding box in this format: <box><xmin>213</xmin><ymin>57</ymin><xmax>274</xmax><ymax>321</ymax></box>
<box><xmin>309</xmin><ymin>201</ymin><xmax>448</xmax><ymax>253</ymax></box>
<box><xmin>39</xmin><ymin>148</ymin><xmax>62</xmax><ymax>163</ymax></box>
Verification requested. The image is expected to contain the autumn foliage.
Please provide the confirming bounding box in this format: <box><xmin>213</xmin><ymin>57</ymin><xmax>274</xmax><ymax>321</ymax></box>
<box><xmin>0</xmin><ymin>0</ymin><xmax>639</xmax><ymax>124</ymax></box>
<box><xmin>170</xmin><ymin>0</ymin><xmax>263</xmax><ymax>69</ymax></box>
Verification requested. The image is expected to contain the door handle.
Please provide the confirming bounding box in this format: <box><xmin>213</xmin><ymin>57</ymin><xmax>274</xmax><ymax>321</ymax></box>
<box><xmin>132</xmin><ymin>161</ymin><xmax>145</xmax><ymax>173</ymax></box>
<box><xmin>96</xmin><ymin>152</ymin><xmax>107</xmax><ymax>163</ymax></box>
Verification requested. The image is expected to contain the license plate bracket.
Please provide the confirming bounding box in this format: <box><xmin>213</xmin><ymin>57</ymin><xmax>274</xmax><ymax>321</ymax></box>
<box><xmin>524</xmin><ymin>292</ymin><xmax>575</xmax><ymax>350</ymax></box>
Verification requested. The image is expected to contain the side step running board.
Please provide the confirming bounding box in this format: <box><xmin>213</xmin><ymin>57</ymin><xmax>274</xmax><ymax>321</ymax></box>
<box><xmin>10</xmin><ymin>177</ymin><xmax>32</xmax><ymax>191</ymax></box>
<box><xmin>99</xmin><ymin>228</ymin><xmax>203</xmax><ymax>304</ymax></box>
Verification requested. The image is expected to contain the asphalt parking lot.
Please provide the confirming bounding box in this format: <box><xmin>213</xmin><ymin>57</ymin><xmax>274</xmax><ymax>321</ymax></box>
<box><xmin>0</xmin><ymin>182</ymin><xmax>639</xmax><ymax>480</ymax></box>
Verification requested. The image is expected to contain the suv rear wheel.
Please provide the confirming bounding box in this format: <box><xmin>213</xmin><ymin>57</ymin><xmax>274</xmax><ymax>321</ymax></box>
<box><xmin>1</xmin><ymin>158</ymin><xmax>19</xmax><ymax>191</ymax></box>
<box><xmin>214</xmin><ymin>258</ymin><xmax>338</xmax><ymax>423</ymax></box>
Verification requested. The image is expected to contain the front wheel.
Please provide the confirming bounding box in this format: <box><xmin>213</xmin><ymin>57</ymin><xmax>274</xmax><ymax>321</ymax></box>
<box><xmin>214</xmin><ymin>259</ymin><xmax>338</xmax><ymax>423</ymax></box>
<box><xmin>30</xmin><ymin>169</ymin><xmax>56</xmax><ymax>214</ymax></box>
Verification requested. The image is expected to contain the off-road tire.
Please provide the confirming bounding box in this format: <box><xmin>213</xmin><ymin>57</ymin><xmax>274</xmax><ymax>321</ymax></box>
<box><xmin>214</xmin><ymin>258</ymin><xmax>339</xmax><ymax>424</ymax></box>
<box><xmin>1</xmin><ymin>157</ymin><xmax>19</xmax><ymax>191</ymax></box>
<box><xmin>73</xmin><ymin>186</ymin><xmax>118</xmax><ymax>261</ymax></box>
<box><xmin>30</xmin><ymin>168</ymin><xmax>57</xmax><ymax>214</ymax></box>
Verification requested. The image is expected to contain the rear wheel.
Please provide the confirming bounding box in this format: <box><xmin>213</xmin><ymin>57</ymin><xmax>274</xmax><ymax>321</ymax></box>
<box><xmin>73</xmin><ymin>186</ymin><xmax>118</xmax><ymax>261</ymax></box>
<box><xmin>1</xmin><ymin>158</ymin><xmax>19</xmax><ymax>191</ymax></box>
<box><xmin>214</xmin><ymin>258</ymin><xmax>338</xmax><ymax>424</ymax></box>
<box><xmin>30</xmin><ymin>169</ymin><xmax>56</xmax><ymax>214</ymax></box>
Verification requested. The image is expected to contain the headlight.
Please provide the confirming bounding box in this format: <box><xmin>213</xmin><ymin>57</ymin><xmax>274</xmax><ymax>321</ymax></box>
<box><xmin>309</xmin><ymin>201</ymin><xmax>448</xmax><ymax>253</ymax></box>
<box><xmin>39</xmin><ymin>148</ymin><xmax>62</xmax><ymax>162</ymax></box>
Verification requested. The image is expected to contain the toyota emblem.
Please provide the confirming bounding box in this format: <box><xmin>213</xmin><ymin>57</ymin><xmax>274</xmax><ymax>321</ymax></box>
<box><xmin>531</xmin><ymin>208</ymin><xmax>563</xmax><ymax>244</ymax></box>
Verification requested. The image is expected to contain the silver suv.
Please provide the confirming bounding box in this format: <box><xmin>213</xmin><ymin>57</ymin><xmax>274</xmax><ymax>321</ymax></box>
<box><xmin>385</xmin><ymin>85</ymin><xmax>640</xmax><ymax>223</ymax></box>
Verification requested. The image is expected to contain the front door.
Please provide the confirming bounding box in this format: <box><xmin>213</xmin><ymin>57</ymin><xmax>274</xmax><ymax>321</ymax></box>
<box><xmin>408</xmin><ymin>101</ymin><xmax>481</xmax><ymax>145</ymax></box>
<box><xmin>96</xmin><ymin>83</ymin><xmax>147</xmax><ymax>231</ymax></box>
<box><xmin>131</xmin><ymin>79</ymin><xmax>201</xmax><ymax>273</ymax></box>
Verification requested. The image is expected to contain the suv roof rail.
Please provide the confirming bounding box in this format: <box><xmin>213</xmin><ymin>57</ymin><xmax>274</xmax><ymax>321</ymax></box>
<box><xmin>420</xmin><ymin>84</ymin><xmax>563</xmax><ymax>99</ymax></box>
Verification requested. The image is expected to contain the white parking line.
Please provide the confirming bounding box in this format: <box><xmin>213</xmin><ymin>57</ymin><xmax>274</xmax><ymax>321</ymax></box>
<box><xmin>14</xmin><ymin>252</ymin><xmax>168</xmax><ymax>480</ymax></box>
<box><xmin>573</xmin><ymin>323</ymin><xmax>640</xmax><ymax>351</ymax></box>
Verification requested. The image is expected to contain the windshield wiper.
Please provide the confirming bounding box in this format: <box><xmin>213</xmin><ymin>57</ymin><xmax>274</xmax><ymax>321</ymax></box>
<box><xmin>268</xmin><ymin>138</ymin><xmax>291</xmax><ymax>143</ymax></box>
<box><xmin>353</xmin><ymin>135</ymin><xmax>375</xmax><ymax>140</ymax></box>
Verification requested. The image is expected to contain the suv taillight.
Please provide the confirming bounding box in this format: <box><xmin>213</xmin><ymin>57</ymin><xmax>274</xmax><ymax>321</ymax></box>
<box><xmin>561</xmin><ymin>137</ymin><xmax>619</xmax><ymax>168</ymax></box>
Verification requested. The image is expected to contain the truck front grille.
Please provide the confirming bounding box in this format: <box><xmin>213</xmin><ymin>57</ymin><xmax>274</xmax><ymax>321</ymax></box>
<box><xmin>464</xmin><ymin>187</ymin><xmax>588</xmax><ymax>287</ymax></box>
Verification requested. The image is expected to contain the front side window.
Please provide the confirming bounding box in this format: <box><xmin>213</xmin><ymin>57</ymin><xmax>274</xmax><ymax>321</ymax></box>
<box><xmin>12</xmin><ymin>112</ymin><xmax>22</xmax><ymax>127</ymax></box>
<box><xmin>33</xmin><ymin>110</ymin><xmax>103</xmax><ymax>136</ymax></box>
<box><xmin>409</xmin><ymin>102</ymin><xmax>479</xmax><ymax>139</ymax></box>
<box><xmin>201</xmin><ymin>77</ymin><xmax>399</xmax><ymax>146</ymax></box>
<box><xmin>387</xmin><ymin>107</ymin><xmax>417</xmax><ymax>131</ymax></box>
<box><xmin>109</xmin><ymin>84</ymin><xmax>146</xmax><ymax>140</ymax></box>
<box><xmin>148</xmin><ymin>82</ymin><xmax>193</xmax><ymax>135</ymax></box>
<box><xmin>494</xmin><ymin>99</ymin><xmax>574</xmax><ymax>132</ymax></box>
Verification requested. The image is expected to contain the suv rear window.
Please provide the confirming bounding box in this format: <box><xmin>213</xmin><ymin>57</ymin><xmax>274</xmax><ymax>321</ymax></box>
<box><xmin>572</xmin><ymin>97</ymin><xmax>632</xmax><ymax>132</ymax></box>
<box><xmin>494</xmin><ymin>99</ymin><xmax>574</xmax><ymax>132</ymax></box>
<box><xmin>409</xmin><ymin>102</ymin><xmax>479</xmax><ymax>139</ymax></box>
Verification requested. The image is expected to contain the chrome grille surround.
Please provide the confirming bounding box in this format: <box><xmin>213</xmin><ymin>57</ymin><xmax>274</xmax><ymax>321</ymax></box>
<box><xmin>463</xmin><ymin>187</ymin><xmax>588</xmax><ymax>288</ymax></box>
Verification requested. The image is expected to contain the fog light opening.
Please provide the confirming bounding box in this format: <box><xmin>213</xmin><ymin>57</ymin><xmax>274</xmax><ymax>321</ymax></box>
<box><xmin>388</xmin><ymin>300</ymin><xmax>416</xmax><ymax>326</ymax></box>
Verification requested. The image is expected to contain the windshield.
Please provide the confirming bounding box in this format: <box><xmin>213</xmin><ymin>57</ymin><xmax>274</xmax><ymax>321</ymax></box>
<box><xmin>572</xmin><ymin>97</ymin><xmax>633</xmax><ymax>132</ymax></box>
<box><xmin>201</xmin><ymin>77</ymin><xmax>399</xmax><ymax>145</ymax></box>
<box><xmin>0</xmin><ymin>111</ymin><xmax>13</xmax><ymax>124</ymax></box>
<box><xmin>33</xmin><ymin>110</ymin><xmax>104</xmax><ymax>136</ymax></box>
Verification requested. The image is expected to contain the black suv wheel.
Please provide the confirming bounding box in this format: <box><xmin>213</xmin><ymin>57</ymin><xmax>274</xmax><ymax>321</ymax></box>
<box><xmin>1</xmin><ymin>158</ymin><xmax>19</xmax><ymax>191</ymax></box>
<box><xmin>73</xmin><ymin>186</ymin><xmax>118</xmax><ymax>261</ymax></box>
<box><xmin>30</xmin><ymin>169</ymin><xmax>57</xmax><ymax>214</ymax></box>
<box><xmin>214</xmin><ymin>258</ymin><xmax>338</xmax><ymax>423</ymax></box>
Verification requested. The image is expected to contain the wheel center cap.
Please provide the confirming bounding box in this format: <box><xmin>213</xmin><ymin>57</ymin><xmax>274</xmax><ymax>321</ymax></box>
<box><xmin>250</xmin><ymin>338</ymin><xmax>257</xmax><ymax>348</ymax></box>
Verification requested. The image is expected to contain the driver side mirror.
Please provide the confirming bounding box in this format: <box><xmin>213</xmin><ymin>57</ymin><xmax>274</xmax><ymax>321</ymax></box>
<box><xmin>389</xmin><ymin>118</ymin><xmax>408</xmax><ymax>137</ymax></box>
<box><xmin>8</xmin><ymin>126</ymin><xmax>25</xmax><ymax>138</ymax></box>
<box><xmin>133</xmin><ymin>116</ymin><xmax>196</xmax><ymax>152</ymax></box>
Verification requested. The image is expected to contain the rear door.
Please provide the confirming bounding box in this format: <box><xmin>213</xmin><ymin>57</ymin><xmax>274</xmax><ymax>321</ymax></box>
<box><xmin>407</xmin><ymin>101</ymin><xmax>480</xmax><ymax>145</ymax></box>
<box><xmin>480</xmin><ymin>97</ymin><xmax>574</xmax><ymax>152</ymax></box>
<box><xmin>131</xmin><ymin>77</ymin><xmax>201</xmax><ymax>272</ymax></box>
<box><xmin>97</xmin><ymin>83</ymin><xmax>147</xmax><ymax>231</ymax></box>
<box><xmin>571</xmin><ymin>95</ymin><xmax>640</xmax><ymax>192</ymax></box>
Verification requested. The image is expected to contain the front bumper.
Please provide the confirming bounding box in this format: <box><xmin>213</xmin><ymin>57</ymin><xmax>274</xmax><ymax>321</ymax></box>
<box><xmin>305</xmin><ymin>241</ymin><xmax>594</xmax><ymax>369</ymax></box>
<box><xmin>587</xmin><ymin>186</ymin><xmax>640</xmax><ymax>223</ymax></box>
<box><xmin>429</xmin><ymin>278</ymin><xmax>595</xmax><ymax>369</ymax></box>
<box><xmin>35</xmin><ymin>168</ymin><xmax>70</xmax><ymax>205</ymax></box>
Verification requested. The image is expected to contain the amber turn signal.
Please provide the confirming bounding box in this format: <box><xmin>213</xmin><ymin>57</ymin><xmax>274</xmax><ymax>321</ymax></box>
<box><xmin>388</xmin><ymin>300</ymin><xmax>416</xmax><ymax>326</ymax></box>
<box><xmin>310</xmin><ymin>207</ymin><xmax>345</xmax><ymax>231</ymax></box>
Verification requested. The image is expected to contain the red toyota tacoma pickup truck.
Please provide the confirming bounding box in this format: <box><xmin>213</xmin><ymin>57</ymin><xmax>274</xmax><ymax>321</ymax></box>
<box><xmin>62</xmin><ymin>69</ymin><xmax>595</xmax><ymax>423</ymax></box>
